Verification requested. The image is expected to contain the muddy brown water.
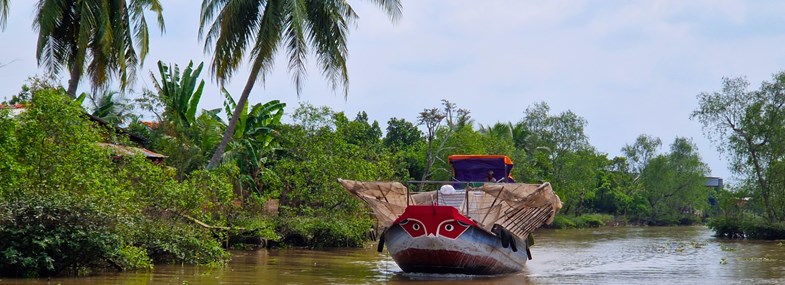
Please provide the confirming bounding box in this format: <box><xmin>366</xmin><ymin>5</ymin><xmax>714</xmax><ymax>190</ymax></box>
<box><xmin>1</xmin><ymin>226</ymin><xmax>784</xmax><ymax>284</ymax></box>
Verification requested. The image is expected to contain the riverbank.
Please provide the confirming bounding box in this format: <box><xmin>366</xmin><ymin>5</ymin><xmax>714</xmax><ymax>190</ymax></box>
<box><xmin>708</xmin><ymin>215</ymin><xmax>785</xmax><ymax>239</ymax></box>
<box><xmin>546</xmin><ymin>213</ymin><xmax>703</xmax><ymax>229</ymax></box>
<box><xmin>4</xmin><ymin>226</ymin><xmax>784</xmax><ymax>285</ymax></box>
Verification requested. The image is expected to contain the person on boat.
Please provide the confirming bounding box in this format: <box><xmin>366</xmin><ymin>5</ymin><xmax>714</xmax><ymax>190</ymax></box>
<box><xmin>486</xmin><ymin>170</ymin><xmax>495</xmax><ymax>182</ymax></box>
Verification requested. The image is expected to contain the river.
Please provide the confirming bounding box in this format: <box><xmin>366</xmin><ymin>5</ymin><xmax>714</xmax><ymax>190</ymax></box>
<box><xmin>1</xmin><ymin>226</ymin><xmax>783</xmax><ymax>284</ymax></box>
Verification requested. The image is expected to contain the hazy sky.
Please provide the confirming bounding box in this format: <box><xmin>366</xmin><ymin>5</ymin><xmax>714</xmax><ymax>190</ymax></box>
<box><xmin>3</xmin><ymin>1</ymin><xmax>785</xmax><ymax>183</ymax></box>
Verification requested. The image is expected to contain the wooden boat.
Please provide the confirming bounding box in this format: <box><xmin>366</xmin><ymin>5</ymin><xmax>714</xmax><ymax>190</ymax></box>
<box><xmin>338</xmin><ymin>155</ymin><xmax>562</xmax><ymax>275</ymax></box>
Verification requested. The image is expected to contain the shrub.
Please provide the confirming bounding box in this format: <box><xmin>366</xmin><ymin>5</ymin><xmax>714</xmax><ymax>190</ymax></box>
<box><xmin>708</xmin><ymin>213</ymin><xmax>785</xmax><ymax>240</ymax></box>
<box><xmin>278</xmin><ymin>215</ymin><xmax>373</xmax><ymax>248</ymax></box>
<box><xmin>575</xmin><ymin>214</ymin><xmax>614</xmax><ymax>228</ymax></box>
<box><xmin>548</xmin><ymin>214</ymin><xmax>614</xmax><ymax>229</ymax></box>
<box><xmin>230</xmin><ymin>215</ymin><xmax>281</xmax><ymax>244</ymax></box>
<box><xmin>0</xmin><ymin>88</ymin><xmax>236</xmax><ymax>277</ymax></box>
<box><xmin>134</xmin><ymin>219</ymin><xmax>228</xmax><ymax>265</ymax></box>
<box><xmin>707</xmin><ymin>217</ymin><xmax>744</xmax><ymax>238</ymax></box>
<box><xmin>549</xmin><ymin>216</ymin><xmax>577</xmax><ymax>229</ymax></box>
<box><xmin>0</xmin><ymin>195</ymin><xmax>122</xmax><ymax>277</ymax></box>
<box><xmin>111</xmin><ymin>245</ymin><xmax>153</xmax><ymax>271</ymax></box>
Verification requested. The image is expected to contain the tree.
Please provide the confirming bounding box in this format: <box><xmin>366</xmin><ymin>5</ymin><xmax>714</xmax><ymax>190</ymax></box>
<box><xmin>692</xmin><ymin>74</ymin><xmax>785</xmax><ymax>222</ymax></box>
<box><xmin>417</xmin><ymin>107</ymin><xmax>444</xmax><ymax>184</ymax></box>
<box><xmin>622</xmin><ymin>134</ymin><xmax>662</xmax><ymax>175</ymax></box>
<box><xmin>384</xmin><ymin>117</ymin><xmax>424</xmax><ymax>181</ymax></box>
<box><xmin>291</xmin><ymin>102</ymin><xmax>335</xmax><ymax>133</ymax></box>
<box><xmin>0</xmin><ymin>88</ymin><xmax>235</xmax><ymax>275</ymax></box>
<box><xmin>0</xmin><ymin>0</ymin><xmax>7</xmax><ymax>29</ymax></box>
<box><xmin>337</xmin><ymin>111</ymin><xmax>383</xmax><ymax>148</ymax></box>
<box><xmin>516</xmin><ymin>102</ymin><xmax>594</xmax><ymax>200</ymax></box>
<box><xmin>200</xmin><ymin>0</ymin><xmax>402</xmax><ymax>169</ymax></box>
<box><xmin>518</xmin><ymin>102</ymin><xmax>590</xmax><ymax>159</ymax></box>
<box><xmin>556</xmin><ymin>149</ymin><xmax>604</xmax><ymax>216</ymax></box>
<box><xmin>264</xmin><ymin>105</ymin><xmax>397</xmax><ymax>247</ymax></box>
<box><xmin>638</xmin><ymin>138</ymin><xmax>709</xmax><ymax>224</ymax></box>
<box><xmin>417</xmin><ymin>100</ymin><xmax>468</xmax><ymax>184</ymax></box>
<box><xmin>384</xmin><ymin>117</ymin><xmax>422</xmax><ymax>150</ymax></box>
<box><xmin>479</xmin><ymin>122</ymin><xmax>514</xmax><ymax>141</ymax></box>
<box><xmin>218</xmin><ymin>94</ymin><xmax>286</xmax><ymax>196</ymax></box>
<box><xmin>591</xmin><ymin>156</ymin><xmax>635</xmax><ymax>215</ymax></box>
<box><xmin>88</xmin><ymin>89</ymin><xmax>134</xmax><ymax>127</ymax></box>
<box><xmin>34</xmin><ymin>0</ymin><xmax>165</xmax><ymax>97</ymax></box>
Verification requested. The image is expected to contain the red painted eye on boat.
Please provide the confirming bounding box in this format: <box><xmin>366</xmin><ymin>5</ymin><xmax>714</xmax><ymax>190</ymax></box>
<box><xmin>399</xmin><ymin>219</ymin><xmax>426</xmax><ymax>238</ymax></box>
<box><xmin>437</xmin><ymin>219</ymin><xmax>470</xmax><ymax>239</ymax></box>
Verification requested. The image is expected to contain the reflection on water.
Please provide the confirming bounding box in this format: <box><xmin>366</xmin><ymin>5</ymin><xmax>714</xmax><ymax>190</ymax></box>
<box><xmin>1</xmin><ymin>226</ymin><xmax>784</xmax><ymax>284</ymax></box>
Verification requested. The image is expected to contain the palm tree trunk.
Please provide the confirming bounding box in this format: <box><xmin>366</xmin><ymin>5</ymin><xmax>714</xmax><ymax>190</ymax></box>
<box><xmin>207</xmin><ymin>70</ymin><xmax>260</xmax><ymax>169</ymax></box>
<box><xmin>66</xmin><ymin>63</ymin><xmax>81</xmax><ymax>98</ymax></box>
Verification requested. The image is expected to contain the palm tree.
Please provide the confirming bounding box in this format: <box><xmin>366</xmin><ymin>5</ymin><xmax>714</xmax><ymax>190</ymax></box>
<box><xmin>89</xmin><ymin>89</ymin><xmax>133</xmax><ymax>126</ymax></box>
<box><xmin>479</xmin><ymin>122</ymin><xmax>513</xmax><ymax>140</ymax></box>
<box><xmin>200</xmin><ymin>0</ymin><xmax>402</xmax><ymax>169</ymax></box>
<box><xmin>34</xmin><ymin>0</ymin><xmax>165</xmax><ymax>98</ymax></box>
<box><xmin>0</xmin><ymin>0</ymin><xmax>8</xmax><ymax>29</ymax></box>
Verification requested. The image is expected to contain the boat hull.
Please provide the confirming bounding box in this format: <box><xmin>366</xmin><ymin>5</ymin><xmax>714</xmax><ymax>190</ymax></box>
<box><xmin>385</xmin><ymin>224</ymin><xmax>528</xmax><ymax>275</ymax></box>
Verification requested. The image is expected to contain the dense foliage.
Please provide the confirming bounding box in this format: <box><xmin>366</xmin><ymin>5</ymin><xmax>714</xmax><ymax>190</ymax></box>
<box><xmin>694</xmin><ymin>72</ymin><xmax>785</xmax><ymax>239</ymax></box>
<box><xmin>0</xmin><ymin>77</ymin><xmax>726</xmax><ymax>277</ymax></box>
<box><xmin>0</xmin><ymin>89</ymin><xmax>231</xmax><ymax>277</ymax></box>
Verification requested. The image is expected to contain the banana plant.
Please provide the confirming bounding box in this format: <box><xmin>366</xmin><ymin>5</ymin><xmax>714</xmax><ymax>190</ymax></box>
<box><xmin>212</xmin><ymin>89</ymin><xmax>286</xmax><ymax>195</ymax></box>
<box><xmin>151</xmin><ymin>60</ymin><xmax>205</xmax><ymax>131</ymax></box>
<box><xmin>219</xmin><ymin>89</ymin><xmax>285</xmax><ymax>144</ymax></box>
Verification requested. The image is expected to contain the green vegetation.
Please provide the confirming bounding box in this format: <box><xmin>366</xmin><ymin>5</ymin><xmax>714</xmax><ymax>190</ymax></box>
<box><xmin>4</xmin><ymin>0</ymin><xmax>785</xmax><ymax>279</ymax></box>
<box><xmin>0</xmin><ymin>64</ymin><xmax>736</xmax><ymax>276</ymax></box>
<box><xmin>550</xmin><ymin>214</ymin><xmax>616</xmax><ymax>229</ymax></box>
<box><xmin>198</xmin><ymin>0</ymin><xmax>402</xmax><ymax>169</ymax></box>
<box><xmin>0</xmin><ymin>89</ymin><xmax>231</xmax><ymax>277</ymax></box>
<box><xmin>6</xmin><ymin>79</ymin><xmax>720</xmax><ymax>276</ymax></box>
<box><xmin>693</xmin><ymin>72</ymin><xmax>785</xmax><ymax>239</ymax></box>
<box><xmin>12</xmin><ymin>69</ymin><xmax>785</xmax><ymax>279</ymax></box>
<box><xmin>0</xmin><ymin>74</ymin><xmax>747</xmax><ymax>277</ymax></box>
<box><xmin>33</xmin><ymin>0</ymin><xmax>165</xmax><ymax>97</ymax></box>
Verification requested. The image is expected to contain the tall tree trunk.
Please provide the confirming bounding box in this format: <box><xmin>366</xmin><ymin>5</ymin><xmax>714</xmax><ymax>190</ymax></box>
<box><xmin>419</xmin><ymin>136</ymin><xmax>435</xmax><ymax>191</ymax></box>
<box><xmin>748</xmin><ymin>146</ymin><xmax>776</xmax><ymax>222</ymax></box>
<box><xmin>66</xmin><ymin>63</ymin><xmax>81</xmax><ymax>98</ymax></box>
<box><xmin>207</xmin><ymin>70</ymin><xmax>260</xmax><ymax>169</ymax></box>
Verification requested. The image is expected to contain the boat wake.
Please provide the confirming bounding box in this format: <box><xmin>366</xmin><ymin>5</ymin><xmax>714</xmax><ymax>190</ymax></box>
<box><xmin>396</xmin><ymin>272</ymin><xmax>509</xmax><ymax>280</ymax></box>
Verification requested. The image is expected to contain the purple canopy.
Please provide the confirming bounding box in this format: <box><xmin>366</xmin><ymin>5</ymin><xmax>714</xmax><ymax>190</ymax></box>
<box><xmin>448</xmin><ymin>155</ymin><xmax>515</xmax><ymax>183</ymax></box>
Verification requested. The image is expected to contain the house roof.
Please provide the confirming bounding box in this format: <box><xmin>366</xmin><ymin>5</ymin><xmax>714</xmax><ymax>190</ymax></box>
<box><xmin>96</xmin><ymin>142</ymin><xmax>168</xmax><ymax>159</ymax></box>
<box><xmin>0</xmin><ymin>103</ymin><xmax>25</xmax><ymax>109</ymax></box>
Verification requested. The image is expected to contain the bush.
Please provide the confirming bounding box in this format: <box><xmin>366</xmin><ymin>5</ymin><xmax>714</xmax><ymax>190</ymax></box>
<box><xmin>550</xmin><ymin>216</ymin><xmax>577</xmax><ymax>229</ymax></box>
<box><xmin>0</xmin><ymin>88</ymin><xmax>236</xmax><ymax>277</ymax></box>
<box><xmin>575</xmin><ymin>214</ymin><xmax>614</xmax><ymax>228</ymax></box>
<box><xmin>707</xmin><ymin>216</ymin><xmax>744</xmax><ymax>238</ymax></box>
<box><xmin>278</xmin><ymin>215</ymin><xmax>373</xmax><ymax>248</ymax></box>
<box><xmin>708</xmin><ymin>214</ymin><xmax>785</xmax><ymax>240</ymax></box>
<box><xmin>111</xmin><ymin>245</ymin><xmax>153</xmax><ymax>271</ymax></box>
<box><xmin>230</xmin><ymin>215</ymin><xmax>281</xmax><ymax>244</ymax></box>
<box><xmin>0</xmin><ymin>195</ymin><xmax>122</xmax><ymax>277</ymax></box>
<box><xmin>134</xmin><ymin>219</ymin><xmax>228</xmax><ymax>265</ymax></box>
<box><xmin>548</xmin><ymin>214</ymin><xmax>614</xmax><ymax>229</ymax></box>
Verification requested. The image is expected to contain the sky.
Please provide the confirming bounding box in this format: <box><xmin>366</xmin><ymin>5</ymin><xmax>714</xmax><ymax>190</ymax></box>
<box><xmin>3</xmin><ymin>0</ymin><xmax>785</xmax><ymax>183</ymax></box>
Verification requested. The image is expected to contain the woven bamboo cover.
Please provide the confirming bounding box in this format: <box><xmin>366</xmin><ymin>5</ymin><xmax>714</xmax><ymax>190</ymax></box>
<box><xmin>338</xmin><ymin>179</ymin><xmax>562</xmax><ymax>238</ymax></box>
